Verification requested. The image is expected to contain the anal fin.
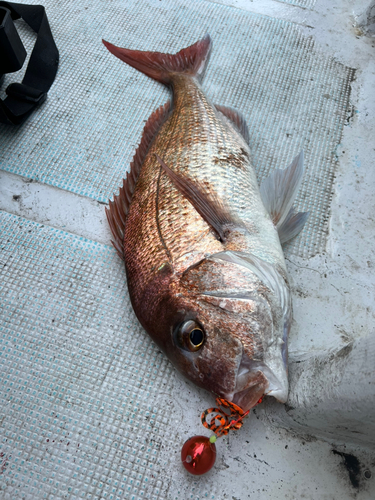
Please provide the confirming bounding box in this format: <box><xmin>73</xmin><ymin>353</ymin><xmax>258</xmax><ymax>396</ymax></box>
<box><xmin>215</xmin><ymin>105</ymin><xmax>249</xmax><ymax>144</ymax></box>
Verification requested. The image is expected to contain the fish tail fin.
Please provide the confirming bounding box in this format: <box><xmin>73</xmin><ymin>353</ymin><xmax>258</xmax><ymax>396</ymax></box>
<box><xmin>102</xmin><ymin>34</ymin><xmax>212</xmax><ymax>85</ymax></box>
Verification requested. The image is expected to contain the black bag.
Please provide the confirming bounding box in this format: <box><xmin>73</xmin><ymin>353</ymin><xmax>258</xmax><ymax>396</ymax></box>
<box><xmin>0</xmin><ymin>2</ymin><xmax>59</xmax><ymax>124</ymax></box>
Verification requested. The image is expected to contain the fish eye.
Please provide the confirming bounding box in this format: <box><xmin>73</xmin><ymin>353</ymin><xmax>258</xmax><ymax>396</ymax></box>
<box><xmin>189</xmin><ymin>328</ymin><xmax>204</xmax><ymax>347</ymax></box>
<box><xmin>177</xmin><ymin>320</ymin><xmax>205</xmax><ymax>352</ymax></box>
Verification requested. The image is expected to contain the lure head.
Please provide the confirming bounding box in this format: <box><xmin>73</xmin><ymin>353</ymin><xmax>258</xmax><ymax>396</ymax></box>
<box><xmin>135</xmin><ymin>251</ymin><xmax>290</xmax><ymax>411</ymax></box>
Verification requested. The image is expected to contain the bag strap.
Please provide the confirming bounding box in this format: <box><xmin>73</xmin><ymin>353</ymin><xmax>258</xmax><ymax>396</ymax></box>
<box><xmin>0</xmin><ymin>2</ymin><xmax>59</xmax><ymax>125</ymax></box>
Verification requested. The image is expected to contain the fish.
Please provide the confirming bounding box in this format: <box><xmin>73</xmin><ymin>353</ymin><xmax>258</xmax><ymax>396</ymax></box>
<box><xmin>103</xmin><ymin>35</ymin><xmax>308</xmax><ymax>411</ymax></box>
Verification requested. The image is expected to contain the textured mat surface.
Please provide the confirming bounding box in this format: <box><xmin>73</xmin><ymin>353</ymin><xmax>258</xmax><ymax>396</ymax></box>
<box><xmin>0</xmin><ymin>212</ymin><xmax>176</xmax><ymax>499</ymax></box>
<box><xmin>278</xmin><ymin>0</ymin><xmax>316</xmax><ymax>8</ymax></box>
<box><xmin>0</xmin><ymin>0</ymin><xmax>353</xmax><ymax>258</ymax></box>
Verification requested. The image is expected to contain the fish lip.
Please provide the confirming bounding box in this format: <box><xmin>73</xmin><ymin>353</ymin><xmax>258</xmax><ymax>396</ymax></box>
<box><xmin>231</xmin><ymin>382</ymin><xmax>267</xmax><ymax>411</ymax></box>
<box><xmin>228</xmin><ymin>351</ymin><xmax>287</xmax><ymax>411</ymax></box>
<box><xmin>229</xmin><ymin>353</ymin><xmax>269</xmax><ymax>411</ymax></box>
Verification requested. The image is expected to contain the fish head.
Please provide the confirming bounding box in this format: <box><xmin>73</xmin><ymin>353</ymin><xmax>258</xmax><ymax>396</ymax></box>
<box><xmin>149</xmin><ymin>252</ymin><xmax>291</xmax><ymax>411</ymax></box>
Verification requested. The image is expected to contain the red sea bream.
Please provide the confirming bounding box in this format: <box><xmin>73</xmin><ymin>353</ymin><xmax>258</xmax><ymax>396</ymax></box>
<box><xmin>103</xmin><ymin>35</ymin><xmax>308</xmax><ymax>410</ymax></box>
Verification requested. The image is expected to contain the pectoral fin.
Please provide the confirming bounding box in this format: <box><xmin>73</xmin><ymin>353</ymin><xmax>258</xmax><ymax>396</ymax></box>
<box><xmin>155</xmin><ymin>154</ymin><xmax>242</xmax><ymax>242</ymax></box>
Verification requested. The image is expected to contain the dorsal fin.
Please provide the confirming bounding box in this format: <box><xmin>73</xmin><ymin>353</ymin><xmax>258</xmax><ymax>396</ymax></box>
<box><xmin>215</xmin><ymin>105</ymin><xmax>250</xmax><ymax>144</ymax></box>
<box><xmin>103</xmin><ymin>35</ymin><xmax>212</xmax><ymax>85</ymax></box>
<box><xmin>106</xmin><ymin>101</ymin><xmax>172</xmax><ymax>259</ymax></box>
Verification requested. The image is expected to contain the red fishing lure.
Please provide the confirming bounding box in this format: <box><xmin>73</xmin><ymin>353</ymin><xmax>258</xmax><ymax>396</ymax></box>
<box><xmin>181</xmin><ymin>397</ymin><xmax>262</xmax><ymax>475</ymax></box>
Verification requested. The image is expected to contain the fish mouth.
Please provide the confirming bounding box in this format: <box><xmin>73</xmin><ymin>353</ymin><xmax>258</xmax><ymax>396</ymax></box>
<box><xmin>229</xmin><ymin>352</ymin><xmax>288</xmax><ymax>411</ymax></box>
